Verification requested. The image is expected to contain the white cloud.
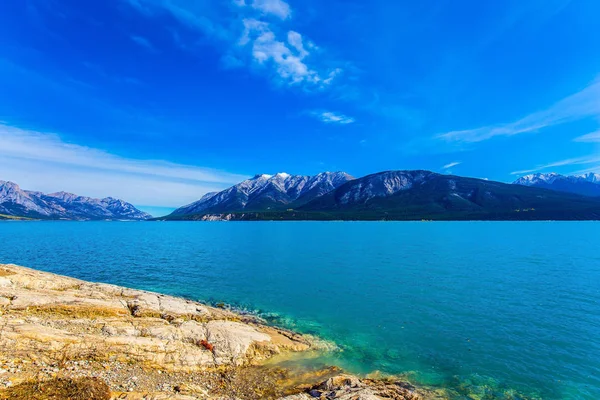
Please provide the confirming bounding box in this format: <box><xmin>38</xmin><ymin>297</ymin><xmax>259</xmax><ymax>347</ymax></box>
<box><xmin>250</xmin><ymin>0</ymin><xmax>291</xmax><ymax>20</ymax></box>
<box><xmin>0</xmin><ymin>124</ymin><xmax>247</xmax><ymax>207</ymax></box>
<box><xmin>438</xmin><ymin>80</ymin><xmax>600</xmax><ymax>143</ymax></box>
<box><xmin>442</xmin><ymin>161</ymin><xmax>461</xmax><ymax>169</ymax></box>
<box><xmin>239</xmin><ymin>18</ymin><xmax>270</xmax><ymax>45</ymax></box>
<box><xmin>312</xmin><ymin>111</ymin><xmax>355</xmax><ymax>125</ymax></box>
<box><xmin>574</xmin><ymin>130</ymin><xmax>600</xmax><ymax>143</ymax></box>
<box><xmin>239</xmin><ymin>19</ymin><xmax>333</xmax><ymax>86</ymax></box>
<box><xmin>287</xmin><ymin>31</ymin><xmax>308</xmax><ymax>58</ymax></box>
<box><xmin>125</xmin><ymin>0</ymin><xmax>342</xmax><ymax>89</ymax></box>
<box><xmin>510</xmin><ymin>155</ymin><xmax>600</xmax><ymax>175</ymax></box>
<box><xmin>323</xmin><ymin>68</ymin><xmax>343</xmax><ymax>86</ymax></box>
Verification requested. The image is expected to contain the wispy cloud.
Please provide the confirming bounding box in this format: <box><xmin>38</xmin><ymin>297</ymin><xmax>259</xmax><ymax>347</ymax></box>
<box><xmin>311</xmin><ymin>111</ymin><xmax>355</xmax><ymax>125</ymax></box>
<box><xmin>287</xmin><ymin>31</ymin><xmax>308</xmax><ymax>58</ymax></box>
<box><xmin>442</xmin><ymin>161</ymin><xmax>461</xmax><ymax>169</ymax></box>
<box><xmin>130</xmin><ymin>35</ymin><xmax>157</xmax><ymax>52</ymax></box>
<box><xmin>438</xmin><ymin>80</ymin><xmax>600</xmax><ymax>143</ymax></box>
<box><xmin>248</xmin><ymin>0</ymin><xmax>291</xmax><ymax>20</ymax></box>
<box><xmin>124</xmin><ymin>0</ymin><xmax>342</xmax><ymax>89</ymax></box>
<box><xmin>574</xmin><ymin>130</ymin><xmax>600</xmax><ymax>143</ymax></box>
<box><xmin>0</xmin><ymin>124</ymin><xmax>247</xmax><ymax>207</ymax></box>
<box><xmin>510</xmin><ymin>155</ymin><xmax>600</xmax><ymax>175</ymax></box>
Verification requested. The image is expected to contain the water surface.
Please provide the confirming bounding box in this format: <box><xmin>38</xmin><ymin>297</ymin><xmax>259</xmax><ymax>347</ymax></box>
<box><xmin>0</xmin><ymin>221</ymin><xmax>598</xmax><ymax>399</ymax></box>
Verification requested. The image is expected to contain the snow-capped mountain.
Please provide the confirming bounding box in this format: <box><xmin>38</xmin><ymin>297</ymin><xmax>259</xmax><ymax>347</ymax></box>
<box><xmin>0</xmin><ymin>181</ymin><xmax>151</xmax><ymax>220</ymax></box>
<box><xmin>513</xmin><ymin>173</ymin><xmax>562</xmax><ymax>186</ymax></box>
<box><xmin>580</xmin><ymin>172</ymin><xmax>600</xmax><ymax>184</ymax></box>
<box><xmin>300</xmin><ymin>170</ymin><xmax>600</xmax><ymax>219</ymax></box>
<box><xmin>166</xmin><ymin>170</ymin><xmax>600</xmax><ymax>221</ymax></box>
<box><xmin>170</xmin><ymin>171</ymin><xmax>354</xmax><ymax>216</ymax></box>
<box><xmin>513</xmin><ymin>173</ymin><xmax>600</xmax><ymax>197</ymax></box>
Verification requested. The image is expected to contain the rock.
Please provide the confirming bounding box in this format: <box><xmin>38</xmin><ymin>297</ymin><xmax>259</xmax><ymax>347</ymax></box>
<box><xmin>0</xmin><ymin>264</ymin><xmax>432</xmax><ymax>400</ymax></box>
<box><xmin>0</xmin><ymin>277</ymin><xmax>12</xmax><ymax>288</ymax></box>
<box><xmin>279</xmin><ymin>374</ymin><xmax>423</xmax><ymax>400</ymax></box>
<box><xmin>315</xmin><ymin>375</ymin><xmax>362</xmax><ymax>391</ymax></box>
<box><xmin>0</xmin><ymin>263</ymin><xmax>312</xmax><ymax>377</ymax></box>
<box><xmin>205</xmin><ymin>320</ymin><xmax>271</xmax><ymax>365</ymax></box>
<box><xmin>179</xmin><ymin>320</ymin><xmax>207</xmax><ymax>343</ymax></box>
<box><xmin>282</xmin><ymin>394</ymin><xmax>314</xmax><ymax>400</ymax></box>
<box><xmin>142</xmin><ymin>324</ymin><xmax>181</xmax><ymax>341</ymax></box>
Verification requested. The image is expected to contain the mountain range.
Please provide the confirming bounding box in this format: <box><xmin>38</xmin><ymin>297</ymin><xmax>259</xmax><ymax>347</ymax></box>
<box><xmin>3</xmin><ymin>170</ymin><xmax>599</xmax><ymax>222</ymax></box>
<box><xmin>170</xmin><ymin>172</ymin><xmax>354</xmax><ymax>216</ymax></box>
<box><xmin>0</xmin><ymin>181</ymin><xmax>151</xmax><ymax>220</ymax></box>
<box><xmin>513</xmin><ymin>172</ymin><xmax>600</xmax><ymax>197</ymax></box>
<box><xmin>163</xmin><ymin>170</ymin><xmax>600</xmax><ymax>221</ymax></box>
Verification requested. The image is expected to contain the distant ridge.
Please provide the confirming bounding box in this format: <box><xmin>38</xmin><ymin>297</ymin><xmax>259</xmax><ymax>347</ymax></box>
<box><xmin>0</xmin><ymin>180</ymin><xmax>151</xmax><ymax>220</ymax></box>
<box><xmin>513</xmin><ymin>172</ymin><xmax>600</xmax><ymax>197</ymax></box>
<box><xmin>162</xmin><ymin>170</ymin><xmax>600</xmax><ymax>221</ymax></box>
<box><xmin>169</xmin><ymin>171</ymin><xmax>354</xmax><ymax>216</ymax></box>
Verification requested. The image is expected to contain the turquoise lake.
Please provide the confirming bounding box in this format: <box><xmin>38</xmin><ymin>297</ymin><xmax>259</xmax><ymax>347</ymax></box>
<box><xmin>0</xmin><ymin>221</ymin><xmax>599</xmax><ymax>399</ymax></box>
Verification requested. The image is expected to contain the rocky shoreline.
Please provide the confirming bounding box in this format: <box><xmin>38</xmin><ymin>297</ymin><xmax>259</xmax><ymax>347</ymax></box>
<box><xmin>0</xmin><ymin>264</ymin><xmax>441</xmax><ymax>399</ymax></box>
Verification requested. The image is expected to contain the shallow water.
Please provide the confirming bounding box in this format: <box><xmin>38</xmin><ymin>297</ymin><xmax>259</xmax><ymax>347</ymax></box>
<box><xmin>1</xmin><ymin>221</ymin><xmax>599</xmax><ymax>399</ymax></box>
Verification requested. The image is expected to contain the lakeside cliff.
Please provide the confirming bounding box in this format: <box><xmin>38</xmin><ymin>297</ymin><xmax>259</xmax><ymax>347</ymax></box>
<box><xmin>0</xmin><ymin>264</ymin><xmax>438</xmax><ymax>399</ymax></box>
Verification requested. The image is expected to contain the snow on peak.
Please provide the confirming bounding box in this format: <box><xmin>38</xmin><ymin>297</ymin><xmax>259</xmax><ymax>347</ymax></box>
<box><xmin>579</xmin><ymin>172</ymin><xmax>600</xmax><ymax>184</ymax></box>
<box><xmin>252</xmin><ymin>174</ymin><xmax>272</xmax><ymax>180</ymax></box>
<box><xmin>0</xmin><ymin>181</ymin><xmax>149</xmax><ymax>220</ymax></box>
<box><xmin>514</xmin><ymin>172</ymin><xmax>600</xmax><ymax>186</ymax></box>
<box><xmin>0</xmin><ymin>180</ymin><xmax>20</xmax><ymax>190</ymax></box>
<box><xmin>46</xmin><ymin>191</ymin><xmax>81</xmax><ymax>202</ymax></box>
<box><xmin>514</xmin><ymin>173</ymin><xmax>561</xmax><ymax>186</ymax></box>
<box><xmin>171</xmin><ymin>171</ymin><xmax>354</xmax><ymax>216</ymax></box>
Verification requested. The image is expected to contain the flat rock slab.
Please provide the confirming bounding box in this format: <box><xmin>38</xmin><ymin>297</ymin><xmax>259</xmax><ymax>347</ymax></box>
<box><xmin>0</xmin><ymin>263</ymin><xmax>315</xmax><ymax>398</ymax></box>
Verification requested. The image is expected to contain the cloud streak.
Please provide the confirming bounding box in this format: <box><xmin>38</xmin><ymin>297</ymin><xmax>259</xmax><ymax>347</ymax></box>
<box><xmin>311</xmin><ymin>111</ymin><xmax>355</xmax><ymax>125</ymax></box>
<box><xmin>442</xmin><ymin>161</ymin><xmax>461</xmax><ymax>169</ymax></box>
<box><xmin>438</xmin><ymin>80</ymin><xmax>600</xmax><ymax>143</ymax></box>
<box><xmin>0</xmin><ymin>124</ymin><xmax>247</xmax><ymax>207</ymax></box>
<box><xmin>574</xmin><ymin>130</ymin><xmax>600</xmax><ymax>142</ymax></box>
<box><xmin>510</xmin><ymin>155</ymin><xmax>600</xmax><ymax>175</ymax></box>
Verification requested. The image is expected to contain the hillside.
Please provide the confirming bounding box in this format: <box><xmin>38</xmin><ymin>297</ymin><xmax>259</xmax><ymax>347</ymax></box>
<box><xmin>164</xmin><ymin>170</ymin><xmax>600</xmax><ymax>221</ymax></box>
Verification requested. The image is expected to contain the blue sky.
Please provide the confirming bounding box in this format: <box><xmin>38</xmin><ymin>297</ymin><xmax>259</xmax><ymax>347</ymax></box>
<box><xmin>1</xmin><ymin>0</ymin><xmax>599</xmax><ymax>214</ymax></box>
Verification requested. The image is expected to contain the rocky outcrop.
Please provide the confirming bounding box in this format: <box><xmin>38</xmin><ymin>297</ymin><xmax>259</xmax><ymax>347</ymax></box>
<box><xmin>0</xmin><ymin>264</ymin><xmax>314</xmax><ymax>398</ymax></box>
<box><xmin>0</xmin><ymin>264</ymin><xmax>310</xmax><ymax>368</ymax></box>
<box><xmin>280</xmin><ymin>375</ymin><xmax>430</xmax><ymax>400</ymax></box>
<box><xmin>0</xmin><ymin>264</ymin><xmax>439</xmax><ymax>399</ymax></box>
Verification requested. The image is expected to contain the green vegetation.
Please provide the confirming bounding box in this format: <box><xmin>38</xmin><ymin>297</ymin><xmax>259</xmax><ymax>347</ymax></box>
<box><xmin>0</xmin><ymin>214</ymin><xmax>35</xmax><ymax>221</ymax></box>
<box><xmin>161</xmin><ymin>174</ymin><xmax>600</xmax><ymax>221</ymax></box>
<box><xmin>0</xmin><ymin>377</ymin><xmax>111</xmax><ymax>400</ymax></box>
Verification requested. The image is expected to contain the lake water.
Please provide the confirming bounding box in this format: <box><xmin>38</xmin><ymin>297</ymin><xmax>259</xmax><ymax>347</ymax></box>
<box><xmin>0</xmin><ymin>221</ymin><xmax>599</xmax><ymax>399</ymax></box>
